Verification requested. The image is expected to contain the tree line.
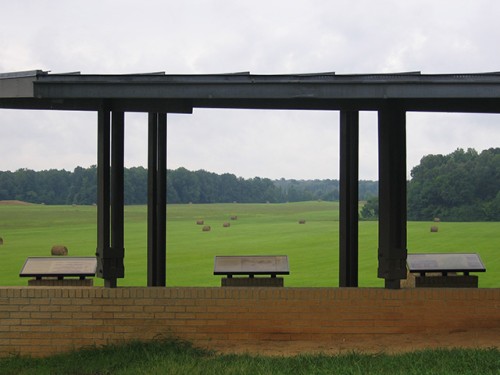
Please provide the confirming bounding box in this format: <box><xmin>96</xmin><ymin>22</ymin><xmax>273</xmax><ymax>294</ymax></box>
<box><xmin>0</xmin><ymin>166</ymin><xmax>378</xmax><ymax>205</ymax></box>
<box><xmin>408</xmin><ymin>147</ymin><xmax>500</xmax><ymax>221</ymax></box>
<box><xmin>5</xmin><ymin>147</ymin><xmax>498</xmax><ymax>221</ymax></box>
<box><xmin>360</xmin><ymin>147</ymin><xmax>500</xmax><ymax>222</ymax></box>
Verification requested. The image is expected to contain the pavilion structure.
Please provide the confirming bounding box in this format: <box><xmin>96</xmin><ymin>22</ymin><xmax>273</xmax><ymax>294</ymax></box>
<box><xmin>2</xmin><ymin>70</ymin><xmax>500</xmax><ymax>289</ymax></box>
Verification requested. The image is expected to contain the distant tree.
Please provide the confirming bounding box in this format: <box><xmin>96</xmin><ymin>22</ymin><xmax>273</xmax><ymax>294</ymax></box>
<box><xmin>274</xmin><ymin>178</ymin><xmax>376</xmax><ymax>203</ymax></box>
<box><xmin>1</xmin><ymin>165</ymin><xmax>383</xmax><ymax>206</ymax></box>
<box><xmin>67</xmin><ymin>166</ymin><xmax>96</xmax><ymax>205</ymax></box>
<box><xmin>360</xmin><ymin>196</ymin><xmax>379</xmax><ymax>220</ymax></box>
<box><xmin>166</xmin><ymin>175</ymin><xmax>180</xmax><ymax>203</ymax></box>
<box><xmin>124</xmin><ymin>166</ymin><xmax>147</xmax><ymax>204</ymax></box>
<box><xmin>196</xmin><ymin>170</ymin><xmax>218</xmax><ymax>203</ymax></box>
<box><xmin>408</xmin><ymin>147</ymin><xmax>500</xmax><ymax>221</ymax></box>
<box><xmin>485</xmin><ymin>191</ymin><xmax>500</xmax><ymax>221</ymax></box>
<box><xmin>358</xmin><ymin>180</ymin><xmax>378</xmax><ymax>201</ymax></box>
<box><xmin>38</xmin><ymin>169</ymin><xmax>72</xmax><ymax>204</ymax></box>
<box><xmin>0</xmin><ymin>171</ymin><xmax>15</xmax><ymax>200</ymax></box>
<box><xmin>169</xmin><ymin>167</ymin><xmax>200</xmax><ymax>203</ymax></box>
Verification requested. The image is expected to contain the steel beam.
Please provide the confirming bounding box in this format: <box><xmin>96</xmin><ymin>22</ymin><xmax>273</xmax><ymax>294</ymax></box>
<box><xmin>96</xmin><ymin>109</ymin><xmax>126</xmax><ymax>288</ymax></box>
<box><xmin>107</xmin><ymin>111</ymin><xmax>125</xmax><ymax>288</ymax></box>
<box><xmin>96</xmin><ymin>107</ymin><xmax>110</xmax><ymax>282</ymax></box>
<box><xmin>147</xmin><ymin>113</ymin><xmax>167</xmax><ymax>286</ymax></box>
<box><xmin>339</xmin><ymin>111</ymin><xmax>359</xmax><ymax>287</ymax></box>
<box><xmin>156</xmin><ymin>113</ymin><xmax>167</xmax><ymax>286</ymax></box>
<box><xmin>147</xmin><ymin>113</ymin><xmax>158</xmax><ymax>286</ymax></box>
<box><xmin>378</xmin><ymin>104</ymin><xmax>407</xmax><ymax>289</ymax></box>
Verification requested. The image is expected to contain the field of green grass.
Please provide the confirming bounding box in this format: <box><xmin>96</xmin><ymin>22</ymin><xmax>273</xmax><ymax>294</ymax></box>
<box><xmin>0</xmin><ymin>201</ymin><xmax>498</xmax><ymax>287</ymax></box>
<box><xmin>1</xmin><ymin>338</ymin><xmax>499</xmax><ymax>375</ymax></box>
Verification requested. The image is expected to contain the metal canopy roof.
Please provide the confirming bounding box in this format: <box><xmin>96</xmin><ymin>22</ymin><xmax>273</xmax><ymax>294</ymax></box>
<box><xmin>2</xmin><ymin>70</ymin><xmax>500</xmax><ymax>113</ymax></box>
<box><xmin>3</xmin><ymin>69</ymin><xmax>493</xmax><ymax>289</ymax></box>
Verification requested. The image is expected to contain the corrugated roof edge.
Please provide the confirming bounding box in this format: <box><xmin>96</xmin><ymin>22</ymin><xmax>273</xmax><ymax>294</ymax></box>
<box><xmin>0</xmin><ymin>70</ymin><xmax>48</xmax><ymax>79</ymax></box>
<box><xmin>22</xmin><ymin>69</ymin><xmax>500</xmax><ymax>79</ymax></box>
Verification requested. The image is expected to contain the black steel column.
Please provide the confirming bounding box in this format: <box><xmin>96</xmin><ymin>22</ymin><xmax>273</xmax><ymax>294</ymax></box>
<box><xmin>339</xmin><ymin>110</ymin><xmax>359</xmax><ymax>287</ymax></box>
<box><xmin>147</xmin><ymin>113</ymin><xmax>158</xmax><ymax>286</ymax></box>
<box><xmin>378</xmin><ymin>104</ymin><xmax>407</xmax><ymax>289</ymax></box>
<box><xmin>108</xmin><ymin>111</ymin><xmax>125</xmax><ymax>288</ymax></box>
<box><xmin>96</xmin><ymin>109</ymin><xmax>125</xmax><ymax>288</ymax></box>
<box><xmin>147</xmin><ymin>112</ymin><xmax>167</xmax><ymax>286</ymax></box>
<box><xmin>96</xmin><ymin>107</ymin><xmax>111</xmax><ymax>282</ymax></box>
<box><xmin>156</xmin><ymin>113</ymin><xmax>167</xmax><ymax>286</ymax></box>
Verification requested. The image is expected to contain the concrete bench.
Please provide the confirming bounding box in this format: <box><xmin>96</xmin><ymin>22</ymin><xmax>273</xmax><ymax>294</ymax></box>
<box><xmin>406</xmin><ymin>253</ymin><xmax>486</xmax><ymax>288</ymax></box>
<box><xmin>214</xmin><ymin>255</ymin><xmax>289</xmax><ymax>287</ymax></box>
<box><xmin>20</xmin><ymin>256</ymin><xmax>97</xmax><ymax>286</ymax></box>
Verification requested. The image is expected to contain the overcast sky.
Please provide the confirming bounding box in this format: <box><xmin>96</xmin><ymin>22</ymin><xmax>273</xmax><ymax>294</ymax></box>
<box><xmin>1</xmin><ymin>1</ymin><xmax>500</xmax><ymax>180</ymax></box>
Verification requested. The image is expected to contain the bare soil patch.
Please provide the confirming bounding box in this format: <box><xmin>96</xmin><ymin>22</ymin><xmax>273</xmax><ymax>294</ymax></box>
<box><xmin>0</xmin><ymin>200</ymin><xmax>33</xmax><ymax>206</ymax></box>
<box><xmin>206</xmin><ymin>328</ymin><xmax>500</xmax><ymax>356</ymax></box>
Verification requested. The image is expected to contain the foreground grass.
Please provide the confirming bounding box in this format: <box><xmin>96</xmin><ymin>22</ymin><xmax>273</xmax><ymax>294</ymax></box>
<box><xmin>0</xmin><ymin>202</ymin><xmax>498</xmax><ymax>287</ymax></box>
<box><xmin>0</xmin><ymin>339</ymin><xmax>499</xmax><ymax>375</ymax></box>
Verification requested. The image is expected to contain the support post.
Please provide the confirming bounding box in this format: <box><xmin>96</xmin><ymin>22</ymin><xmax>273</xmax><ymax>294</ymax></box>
<box><xmin>108</xmin><ymin>111</ymin><xmax>125</xmax><ymax>288</ymax></box>
<box><xmin>339</xmin><ymin>110</ymin><xmax>359</xmax><ymax>287</ymax></box>
<box><xmin>378</xmin><ymin>104</ymin><xmax>407</xmax><ymax>289</ymax></box>
<box><xmin>96</xmin><ymin>107</ymin><xmax>110</xmax><ymax>282</ymax></box>
<box><xmin>147</xmin><ymin>112</ymin><xmax>167</xmax><ymax>286</ymax></box>
<box><xmin>156</xmin><ymin>113</ymin><xmax>167</xmax><ymax>286</ymax></box>
<box><xmin>147</xmin><ymin>113</ymin><xmax>158</xmax><ymax>286</ymax></box>
<box><xmin>96</xmin><ymin>109</ymin><xmax>125</xmax><ymax>288</ymax></box>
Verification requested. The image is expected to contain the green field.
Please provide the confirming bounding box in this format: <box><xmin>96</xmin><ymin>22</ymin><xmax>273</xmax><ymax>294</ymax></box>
<box><xmin>0</xmin><ymin>202</ymin><xmax>498</xmax><ymax>287</ymax></box>
<box><xmin>1</xmin><ymin>338</ymin><xmax>499</xmax><ymax>375</ymax></box>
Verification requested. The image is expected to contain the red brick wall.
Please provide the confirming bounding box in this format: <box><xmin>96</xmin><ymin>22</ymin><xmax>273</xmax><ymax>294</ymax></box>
<box><xmin>0</xmin><ymin>287</ymin><xmax>499</xmax><ymax>357</ymax></box>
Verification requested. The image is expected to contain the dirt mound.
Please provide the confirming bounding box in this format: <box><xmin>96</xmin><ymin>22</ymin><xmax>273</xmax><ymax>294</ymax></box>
<box><xmin>0</xmin><ymin>200</ymin><xmax>33</xmax><ymax>206</ymax></box>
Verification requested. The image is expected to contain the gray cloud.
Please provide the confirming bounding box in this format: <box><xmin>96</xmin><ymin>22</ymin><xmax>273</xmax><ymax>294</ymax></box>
<box><xmin>2</xmin><ymin>1</ymin><xmax>500</xmax><ymax>179</ymax></box>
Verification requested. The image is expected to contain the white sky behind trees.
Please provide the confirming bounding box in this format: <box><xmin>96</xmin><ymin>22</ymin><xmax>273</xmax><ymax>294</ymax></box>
<box><xmin>1</xmin><ymin>1</ymin><xmax>500</xmax><ymax>180</ymax></box>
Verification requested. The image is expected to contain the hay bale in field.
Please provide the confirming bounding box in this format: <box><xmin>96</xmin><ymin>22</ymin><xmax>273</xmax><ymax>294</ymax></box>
<box><xmin>299</xmin><ymin>219</ymin><xmax>306</xmax><ymax>224</ymax></box>
<box><xmin>223</xmin><ymin>222</ymin><xmax>230</xmax><ymax>228</ymax></box>
<box><xmin>196</xmin><ymin>220</ymin><xmax>204</xmax><ymax>225</ymax></box>
<box><xmin>51</xmin><ymin>245</ymin><xmax>68</xmax><ymax>256</ymax></box>
<box><xmin>430</xmin><ymin>226</ymin><xmax>439</xmax><ymax>233</ymax></box>
<box><xmin>202</xmin><ymin>225</ymin><xmax>211</xmax><ymax>232</ymax></box>
<box><xmin>434</xmin><ymin>217</ymin><xmax>441</xmax><ymax>222</ymax></box>
<box><xmin>230</xmin><ymin>215</ymin><xmax>238</xmax><ymax>220</ymax></box>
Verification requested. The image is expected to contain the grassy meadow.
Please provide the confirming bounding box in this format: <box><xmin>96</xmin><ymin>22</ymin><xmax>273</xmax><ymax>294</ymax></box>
<box><xmin>0</xmin><ymin>201</ymin><xmax>498</xmax><ymax>287</ymax></box>
<box><xmin>1</xmin><ymin>338</ymin><xmax>499</xmax><ymax>375</ymax></box>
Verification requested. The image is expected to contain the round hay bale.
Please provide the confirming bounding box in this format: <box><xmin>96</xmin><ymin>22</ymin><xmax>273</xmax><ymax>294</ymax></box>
<box><xmin>196</xmin><ymin>220</ymin><xmax>204</xmax><ymax>225</ymax></box>
<box><xmin>51</xmin><ymin>245</ymin><xmax>68</xmax><ymax>256</ymax></box>
<box><xmin>434</xmin><ymin>217</ymin><xmax>441</xmax><ymax>222</ymax></box>
<box><xmin>430</xmin><ymin>226</ymin><xmax>439</xmax><ymax>233</ymax></box>
<box><xmin>202</xmin><ymin>225</ymin><xmax>211</xmax><ymax>232</ymax></box>
<box><xmin>299</xmin><ymin>219</ymin><xmax>306</xmax><ymax>224</ymax></box>
<box><xmin>230</xmin><ymin>215</ymin><xmax>238</xmax><ymax>221</ymax></box>
<box><xmin>0</xmin><ymin>237</ymin><xmax>3</xmax><ymax>245</ymax></box>
<box><xmin>223</xmin><ymin>222</ymin><xmax>230</xmax><ymax>228</ymax></box>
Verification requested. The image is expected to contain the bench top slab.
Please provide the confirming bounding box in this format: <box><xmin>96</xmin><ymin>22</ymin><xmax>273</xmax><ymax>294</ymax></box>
<box><xmin>20</xmin><ymin>256</ymin><xmax>97</xmax><ymax>278</ymax></box>
<box><xmin>214</xmin><ymin>255</ymin><xmax>289</xmax><ymax>275</ymax></box>
<box><xmin>407</xmin><ymin>253</ymin><xmax>486</xmax><ymax>273</ymax></box>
